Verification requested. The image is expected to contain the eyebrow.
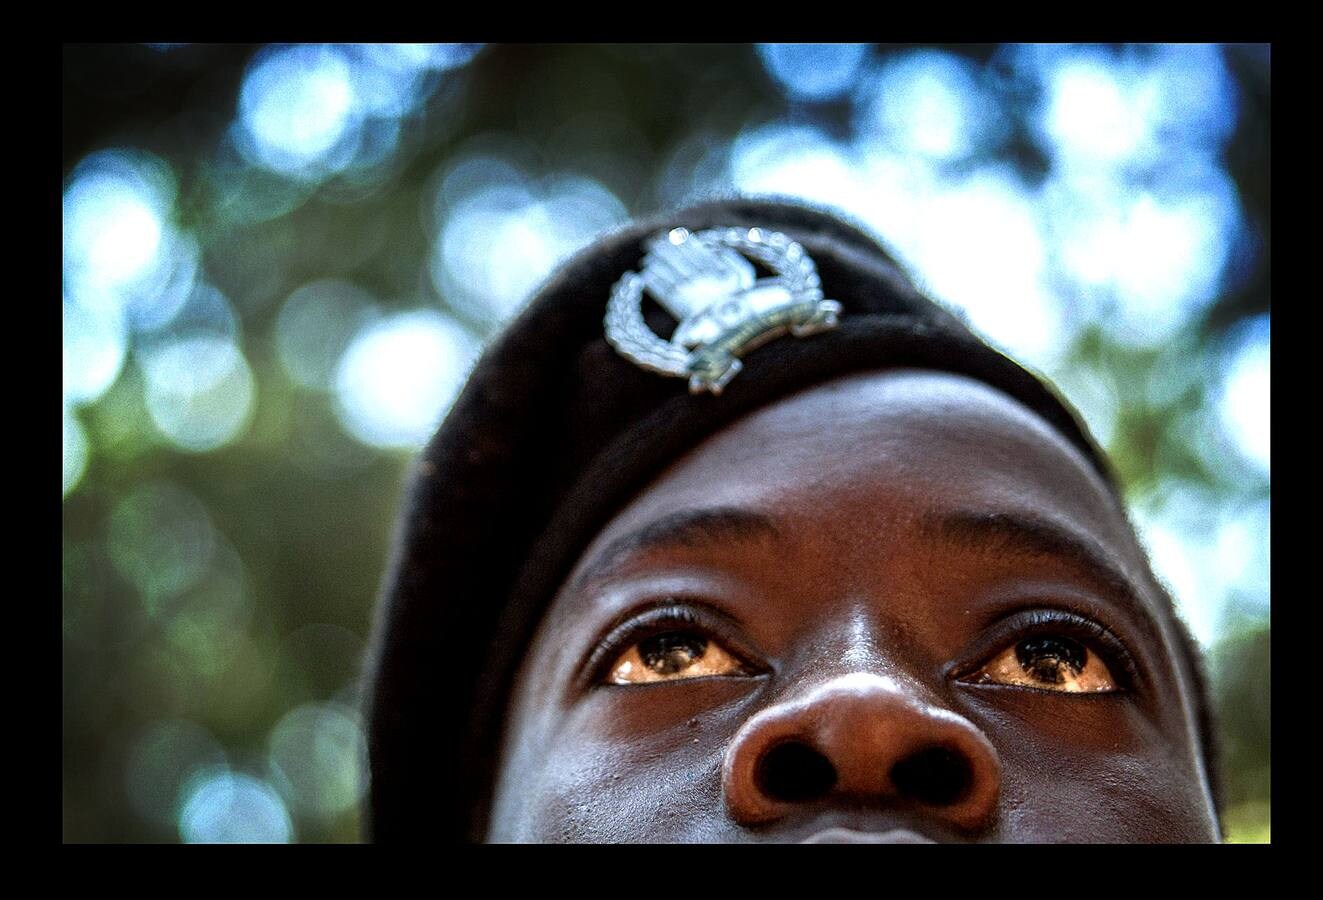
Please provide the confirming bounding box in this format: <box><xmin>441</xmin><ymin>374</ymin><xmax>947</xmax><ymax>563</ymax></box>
<box><xmin>919</xmin><ymin>507</ymin><xmax>1165</xmax><ymax>647</ymax></box>
<box><xmin>567</xmin><ymin>506</ymin><xmax>781</xmax><ymax>596</ymax></box>
<box><xmin>565</xmin><ymin>503</ymin><xmax>1165</xmax><ymax>651</ymax></box>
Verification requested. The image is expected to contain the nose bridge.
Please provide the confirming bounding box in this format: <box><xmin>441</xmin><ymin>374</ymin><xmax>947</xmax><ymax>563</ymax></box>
<box><xmin>722</xmin><ymin>664</ymin><xmax>1002</xmax><ymax>832</ymax></box>
<box><xmin>778</xmin><ymin>605</ymin><xmax>958</xmax><ymax>752</ymax></box>
<box><xmin>827</xmin><ymin>603</ymin><xmax>885</xmax><ymax>668</ymax></box>
<box><xmin>798</xmin><ymin>598</ymin><xmax>897</xmax><ymax>674</ymax></box>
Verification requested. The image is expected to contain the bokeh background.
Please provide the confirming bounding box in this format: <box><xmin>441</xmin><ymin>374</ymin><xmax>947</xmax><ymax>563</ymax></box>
<box><xmin>62</xmin><ymin>43</ymin><xmax>1270</xmax><ymax>843</ymax></box>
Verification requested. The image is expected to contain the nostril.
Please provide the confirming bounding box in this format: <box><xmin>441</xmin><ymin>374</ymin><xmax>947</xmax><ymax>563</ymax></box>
<box><xmin>756</xmin><ymin>741</ymin><xmax>837</xmax><ymax>802</ymax></box>
<box><xmin>890</xmin><ymin>746</ymin><xmax>972</xmax><ymax>806</ymax></box>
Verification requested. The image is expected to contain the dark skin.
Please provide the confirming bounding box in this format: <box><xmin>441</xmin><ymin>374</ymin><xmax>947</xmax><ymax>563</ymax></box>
<box><xmin>487</xmin><ymin>370</ymin><xmax>1220</xmax><ymax>842</ymax></box>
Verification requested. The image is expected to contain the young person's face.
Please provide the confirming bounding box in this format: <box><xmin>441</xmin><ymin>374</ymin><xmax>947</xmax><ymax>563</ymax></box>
<box><xmin>488</xmin><ymin>370</ymin><xmax>1219</xmax><ymax>842</ymax></box>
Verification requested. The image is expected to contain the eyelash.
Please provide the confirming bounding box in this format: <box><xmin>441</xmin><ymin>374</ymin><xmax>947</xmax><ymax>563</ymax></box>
<box><xmin>583</xmin><ymin>602</ymin><xmax>1142</xmax><ymax>693</ymax></box>
<box><xmin>954</xmin><ymin>608</ymin><xmax>1142</xmax><ymax>693</ymax></box>
<box><xmin>581</xmin><ymin>601</ymin><xmax>767</xmax><ymax>688</ymax></box>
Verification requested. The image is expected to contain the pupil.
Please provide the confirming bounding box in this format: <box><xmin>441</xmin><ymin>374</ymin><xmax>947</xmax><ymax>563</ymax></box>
<box><xmin>1015</xmin><ymin>636</ymin><xmax>1086</xmax><ymax>684</ymax></box>
<box><xmin>639</xmin><ymin>632</ymin><xmax>707</xmax><ymax>675</ymax></box>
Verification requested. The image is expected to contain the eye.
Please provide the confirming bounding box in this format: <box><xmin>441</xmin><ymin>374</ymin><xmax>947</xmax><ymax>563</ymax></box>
<box><xmin>606</xmin><ymin>629</ymin><xmax>751</xmax><ymax>684</ymax></box>
<box><xmin>965</xmin><ymin>634</ymin><xmax>1119</xmax><ymax>693</ymax></box>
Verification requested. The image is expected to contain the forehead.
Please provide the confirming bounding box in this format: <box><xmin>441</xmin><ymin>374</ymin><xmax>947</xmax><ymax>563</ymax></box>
<box><xmin>572</xmin><ymin>368</ymin><xmax>1140</xmax><ymax>585</ymax></box>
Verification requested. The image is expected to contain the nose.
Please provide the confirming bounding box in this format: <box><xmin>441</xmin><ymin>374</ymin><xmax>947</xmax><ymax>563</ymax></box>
<box><xmin>723</xmin><ymin>671</ymin><xmax>1001</xmax><ymax>831</ymax></box>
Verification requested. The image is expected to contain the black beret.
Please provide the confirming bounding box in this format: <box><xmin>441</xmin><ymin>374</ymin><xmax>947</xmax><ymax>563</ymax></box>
<box><xmin>364</xmin><ymin>196</ymin><xmax>1114</xmax><ymax>842</ymax></box>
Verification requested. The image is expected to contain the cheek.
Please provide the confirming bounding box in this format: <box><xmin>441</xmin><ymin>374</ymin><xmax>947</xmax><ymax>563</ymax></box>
<box><xmin>998</xmin><ymin>749</ymin><xmax>1216</xmax><ymax>842</ymax></box>
<box><xmin>969</xmin><ymin>695</ymin><xmax>1217</xmax><ymax>842</ymax></box>
<box><xmin>495</xmin><ymin>685</ymin><xmax>752</xmax><ymax>842</ymax></box>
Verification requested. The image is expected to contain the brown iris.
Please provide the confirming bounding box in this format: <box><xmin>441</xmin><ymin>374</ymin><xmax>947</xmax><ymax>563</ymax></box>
<box><xmin>608</xmin><ymin>631</ymin><xmax>748</xmax><ymax>684</ymax></box>
<box><xmin>967</xmin><ymin>635</ymin><xmax>1118</xmax><ymax>693</ymax></box>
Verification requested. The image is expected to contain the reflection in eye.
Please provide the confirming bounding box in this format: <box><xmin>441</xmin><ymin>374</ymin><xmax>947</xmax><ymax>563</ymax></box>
<box><xmin>968</xmin><ymin>635</ymin><xmax>1118</xmax><ymax>693</ymax></box>
<box><xmin>608</xmin><ymin>630</ymin><xmax>749</xmax><ymax>684</ymax></box>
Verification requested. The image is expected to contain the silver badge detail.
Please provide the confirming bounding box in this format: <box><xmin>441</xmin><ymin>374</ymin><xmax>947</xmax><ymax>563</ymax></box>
<box><xmin>605</xmin><ymin>226</ymin><xmax>843</xmax><ymax>395</ymax></box>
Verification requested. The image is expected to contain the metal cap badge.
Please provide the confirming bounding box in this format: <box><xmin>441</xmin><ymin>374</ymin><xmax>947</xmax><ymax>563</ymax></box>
<box><xmin>605</xmin><ymin>226</ymin><xmax>843</xmax><ymax>395</ymax></box>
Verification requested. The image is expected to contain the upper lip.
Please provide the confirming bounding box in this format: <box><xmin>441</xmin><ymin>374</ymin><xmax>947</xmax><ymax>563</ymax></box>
<box><xmin>798</xmin><ymin>826</ymin><xmax>937</xmax><ymax>844</ymax></box>
<box><xmin>756</xmin><ymin>809</ymin><xmax>961</xmax><ymax>844</ymax></box>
